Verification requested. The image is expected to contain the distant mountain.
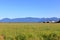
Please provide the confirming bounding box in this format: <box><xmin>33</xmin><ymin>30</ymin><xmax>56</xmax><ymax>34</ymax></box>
<box><xmin>0</xmin><ymin>17</ymin><xmax>59</xmax><ymax>22</ymax></box>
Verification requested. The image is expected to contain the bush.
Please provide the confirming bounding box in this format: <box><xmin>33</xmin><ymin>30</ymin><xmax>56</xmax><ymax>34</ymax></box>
<box><xmin>15</xmin><ymin>34</ymin><xmax>26</xmax><ymax>40</ymax></box>
<box><xmin>48</xmin><ymin>33</ymin><xmax>58</xmax><ymax>40</ymax></box>
<box><xmin>4</xmin><ymin>36</ymin><xmax>13</xmax><ymax>40</ymax></box>
<box><xmin>42</xmin><ymin>33</ymin><xmax>58</xmax><ymax>40</ymax></box>
<box><xmin>42</xmin><ymin>34</ymin><xmax>48</xmax><ymax>40</ymax></box>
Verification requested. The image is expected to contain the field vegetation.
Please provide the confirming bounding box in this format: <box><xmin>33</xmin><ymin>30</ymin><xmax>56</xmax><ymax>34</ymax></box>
<box><xmin>0</xmin><ymin>23</ymin><xmax>60</xmax><ymax>40</ymax></box>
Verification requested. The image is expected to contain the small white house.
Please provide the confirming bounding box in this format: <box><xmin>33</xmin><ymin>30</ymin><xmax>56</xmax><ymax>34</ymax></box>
<box><xmin>51</xmin><ymin>21</ymin><xmax>55</xmax><ymax>23</ymax></box>
<box><xmin>47</xmin><ymin>21</ymin><xmax>55</xmax><ymax>23</ymax></box>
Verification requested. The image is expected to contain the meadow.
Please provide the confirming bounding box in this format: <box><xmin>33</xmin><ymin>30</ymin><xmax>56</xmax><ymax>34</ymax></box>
<box><xmin>0</xmin><ymin>23</ymin><xmax>60</xmax><ymax>40</ymax></box>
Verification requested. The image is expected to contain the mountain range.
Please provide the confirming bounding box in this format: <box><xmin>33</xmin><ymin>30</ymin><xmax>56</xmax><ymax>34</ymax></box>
<box><xmin>0</xmin><ymin>17</ymin><xmax>59</xmax><ymax>22</ymax></box>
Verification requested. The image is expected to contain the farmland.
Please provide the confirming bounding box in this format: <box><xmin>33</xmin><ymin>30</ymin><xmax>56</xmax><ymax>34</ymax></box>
<box><xmin>0</xmin><ymin>23</ymin><xmax>60</xmax><ymax>40</ymax></box>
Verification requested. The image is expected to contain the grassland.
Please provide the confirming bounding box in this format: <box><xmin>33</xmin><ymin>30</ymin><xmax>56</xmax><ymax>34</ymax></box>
<box><xmin>0</xmin><ymin>23</ymin><xmax>60</xmax><ymax>40</ymax></box>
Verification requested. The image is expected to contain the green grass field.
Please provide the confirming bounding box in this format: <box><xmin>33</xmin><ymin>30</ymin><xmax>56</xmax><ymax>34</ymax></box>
<box><xmin>0</xmin><ymin>23</ymin><xmax>60</xmax><ymax>40</ymax></box>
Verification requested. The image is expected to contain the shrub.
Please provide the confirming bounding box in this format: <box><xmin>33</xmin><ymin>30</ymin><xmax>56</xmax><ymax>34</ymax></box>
<box><xmin>4</xmin><ymin>37</ymin><xmax>13</xmax><ymax>40</ymax></box>
<box><xmin>47</xmin><ymin>33</ymin><xmax>57</xmax><ymax>40</ymax></box>
<box><xmin>42</xmin><ymin>33</ymin><xmax>58</xmax><ymax>40</ymax></box>
<box><xmin>15</xmin><ymin>34</ymin><xmax>26</xmax><ymax>40</ymax></box>
<box><xmin>27</xmin><ymin>33</ymin><xmax>33</xmax><ymax>38</ymax></box>
<box><xmin>42</xmin><ymin>34</ymin><xmax>48</xmax><ymax>40</ymax></box>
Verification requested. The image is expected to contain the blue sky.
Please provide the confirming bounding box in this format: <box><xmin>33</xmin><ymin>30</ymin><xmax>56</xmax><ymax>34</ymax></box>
<box><xmin>0</xmin><ymin>0</ymin><xmax>60</xmax><ymax>19</ymax></box>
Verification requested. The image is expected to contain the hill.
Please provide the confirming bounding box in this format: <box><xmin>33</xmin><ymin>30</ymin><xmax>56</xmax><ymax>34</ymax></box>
<box><xmin>0</xmin><ymin>17</ymin><xmax>59</xmax><ymax>22</ymax></box>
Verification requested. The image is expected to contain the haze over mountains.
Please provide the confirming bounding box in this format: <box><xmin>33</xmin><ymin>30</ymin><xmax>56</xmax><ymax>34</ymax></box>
<box><xmin>0</xmin><ymin>17</ymin><xmax>59</xmax><ymax>22</ymax></box>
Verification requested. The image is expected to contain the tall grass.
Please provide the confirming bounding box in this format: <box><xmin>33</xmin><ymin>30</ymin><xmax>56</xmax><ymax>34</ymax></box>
<box><xmin>0</xmin><ymin>23</ymin><xmax>60</xmax><ymax>40</ymax></box>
